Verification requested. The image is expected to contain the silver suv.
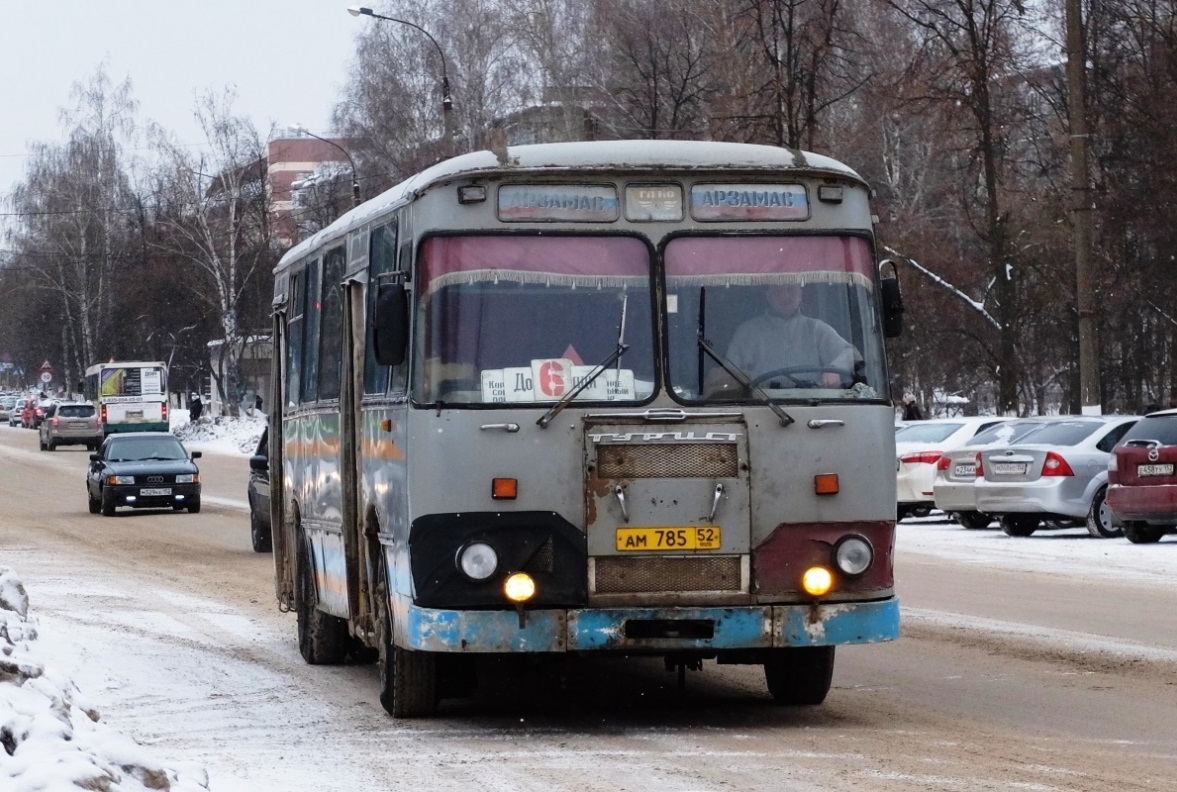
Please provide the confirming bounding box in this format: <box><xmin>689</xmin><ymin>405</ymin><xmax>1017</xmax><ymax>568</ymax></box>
<box><xmin>39</xmin><ymin>402</ymin><xmax>103</xmax><ymax>451</ymax></box>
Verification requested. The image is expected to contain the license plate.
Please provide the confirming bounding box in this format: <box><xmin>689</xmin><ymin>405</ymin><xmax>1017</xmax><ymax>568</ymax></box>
<box><xmin>127</xmin><ymin>410</ymin><xmax>144</xmax><ymax>419</ymax></box>
<box><xmin>140</xmin><ymin>487</ymin><xmax>172</xmax><ymax>497</ymax></box>
<box><xmin>953</xmin><ymin>464</ymin><xmax>976</xmax><ymax>477</ymax></box>
<box><xmin>1137</xmin><ymin>463</ymin><xmax>1174</xmax><ymax>477</ymax></box>
<box><xmin>616</xmin><ymin>526</ymin><xmax>721</xmax><ymax>551</ymax></box>
<box><xmin>992</xmin><ymin>462</ymin><xmax>1027</xmax><ymax>475</ymax></box>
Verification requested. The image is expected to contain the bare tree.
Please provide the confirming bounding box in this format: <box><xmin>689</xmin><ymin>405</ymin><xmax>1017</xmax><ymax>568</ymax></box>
<box><xmin>148</xmin><ymin>88</ymin><xmax>272</xmax><ymax>415</ymax></box>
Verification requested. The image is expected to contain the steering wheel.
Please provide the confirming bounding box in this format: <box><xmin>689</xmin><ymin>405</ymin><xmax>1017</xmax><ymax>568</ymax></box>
<box><xmin>749</xmin><ymin>365</ymin><xmax>855</xmax><ymax>388</ymax></box>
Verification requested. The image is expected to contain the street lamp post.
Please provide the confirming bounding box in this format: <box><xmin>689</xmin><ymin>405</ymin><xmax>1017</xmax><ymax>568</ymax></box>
<box><xmin>347</xmin><ymin>5</ymin><xmax>455</xmax><ymax>155</ymax></box>
<box><xmin>296</xmin><ymin>126</ymin><xmax>361</xmax><ymax>207</ymax></box>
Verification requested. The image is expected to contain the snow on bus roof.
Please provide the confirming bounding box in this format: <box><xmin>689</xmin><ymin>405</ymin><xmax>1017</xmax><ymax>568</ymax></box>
<box><xmin>277</xmin><ymin>140</ymin><xmax>865</xmax><ymax>272</ymax></box>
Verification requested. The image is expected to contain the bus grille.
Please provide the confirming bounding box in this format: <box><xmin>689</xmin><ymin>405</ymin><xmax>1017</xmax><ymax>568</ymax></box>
<box><xmin>596</xmin><ymin>442</ymin><xmax>738</xmax><ymax>479</ymax></box>
<box><xmin>594</xmin><ymin>556</ymin><xmax>742</xmax><ymax>594</ymax></box>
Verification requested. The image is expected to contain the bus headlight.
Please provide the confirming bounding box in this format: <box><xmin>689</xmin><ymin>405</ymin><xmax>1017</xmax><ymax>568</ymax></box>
<box><xmin>834</xmin><ymin>536</ymin><xmax>873</xmax><ymax>577</ymax></box>
<box><xmin>504</xmin><ymin>572</ymin><xmax>536</xmax><ymax>603</ymax></box>
<box><xmin>802</xmin><ymin>566</ymin><xmax>833</xmax><ymax>596</ymax></box>
<box><xmin>456</xmin><ymin>542</ymin><xmax>498</xmax><ymax>581</ymax></box>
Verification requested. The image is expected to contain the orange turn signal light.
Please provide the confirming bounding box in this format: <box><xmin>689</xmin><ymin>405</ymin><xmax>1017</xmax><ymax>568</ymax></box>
<box><xmin>492</xmin><ymin>478</ymin><xmax>518</xmax><ymax>500</ymax></box>
<box><xmin>814</xmin><ymin>473</ymin><xmax>839</xmax><ymax>495</ymax></box>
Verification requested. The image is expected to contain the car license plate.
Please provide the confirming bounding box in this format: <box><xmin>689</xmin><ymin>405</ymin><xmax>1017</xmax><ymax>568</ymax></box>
<box><xmin>1137</xmin><ymin>463</ymin><xmax>1174</xmax><ymax>477</ymax></box>
<box><xmin>616</xmin><ymin>526</ymin><xmax>721</xmax><ymax>551</ymax></box>
<box><xmin>953</xmin><ymin>464</ymin><xmax>976</xmax><ymax>477</ymax></box>
<box><xmin>992</xmin><ymin>462</ymin><xmax>1027</xmax><ymax>475</ymax></box>
<box><xmin>140</xmin><ymin>487</ymin><xmax>172</xmax><ymax>497</ymax></box>
<box><xmin>127</xmin><ymin>410</ymin><xmax>144</xmax><ymax>419</ymax></box>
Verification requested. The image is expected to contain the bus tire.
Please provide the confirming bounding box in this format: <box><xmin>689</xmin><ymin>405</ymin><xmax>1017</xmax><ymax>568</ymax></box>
<box><xmin>764</xmin><ymin>646</ymin><xmax>835</xmax><ymax>706</ymax></box>
<box><xmin>379</xmin><ymin>630</ymin><xmax>438</xmax><ymax>718</ymax></box>
<box><xmin>296</xmin><ymin>539</ymin><xmax>348</xmax><ymax>665</ymax></box>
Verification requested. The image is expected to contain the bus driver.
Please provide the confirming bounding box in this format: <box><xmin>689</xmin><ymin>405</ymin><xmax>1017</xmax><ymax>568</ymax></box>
<box><xmin>711</xmin><ymin>283</ymin><xmax>856</xmax><ymax>391</ymax></box>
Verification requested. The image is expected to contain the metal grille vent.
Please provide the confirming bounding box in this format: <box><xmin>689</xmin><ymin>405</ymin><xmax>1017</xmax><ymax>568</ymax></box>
<box><xmin>596</xmin><ymin>442</ymin><xmax>738</xmax><ymax>479</ymax></box>
<box><xmin>522</xmin><ymin>538</ymin><xmax>554</xmax><ymax>574</ymax></box>
<box><xmin>594</xmin><ymin>556</ymin><xmax>742</xmax><ymax>594</ymax></box>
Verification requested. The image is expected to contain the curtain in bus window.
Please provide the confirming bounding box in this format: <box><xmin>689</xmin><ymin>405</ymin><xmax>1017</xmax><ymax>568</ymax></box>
<box><xmin>663</xmin><ymin>235</ymin><xmax>885</xmax><ymax>401</ymax></box>
<box><xmin>286</xmin><ymin>271</ymin><xmax>304</xmax><ymax>407</ymax></box>
<box><xmin>414</xmin><ymin>235</ymin><xmax>654</xmax><ymax>405</ymax></box>
<box><xmin>317</xmin><ymin>247</ymin><xmax>347</xmax><ymax>401</ymax></box>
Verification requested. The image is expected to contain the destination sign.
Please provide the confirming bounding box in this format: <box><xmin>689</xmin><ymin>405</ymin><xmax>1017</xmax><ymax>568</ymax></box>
<box><xmin>625</xmin><ymin>184</ymin><xmax>683</xmax><ymax>221</ymax></box>
<box><xmin>690</xmin><ymin>184</ymin><xmax>809</xmax><ymax>221</ymax></box>
<box><xmin>498</xmin><ymin>185</ymin><xmax>620</xmax><ymax>222</ymax></box>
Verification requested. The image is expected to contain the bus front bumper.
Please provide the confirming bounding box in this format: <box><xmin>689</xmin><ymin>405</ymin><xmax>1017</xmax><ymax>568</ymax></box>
<box><xmin>391</xmin><ymin>596</ymin><xmax>900</xmax><ymax>653</ymax></box>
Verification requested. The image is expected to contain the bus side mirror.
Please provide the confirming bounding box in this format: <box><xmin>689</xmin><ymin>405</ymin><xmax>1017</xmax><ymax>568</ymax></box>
<box><xmin>373</xmin><ymin>283</ymin><xmax>409</xmax><ymax>366</ymax></box>
<box><xmin>879</xmin><ymin>260</ymin><xmax>904</xmax><ymax>338</ymax></box>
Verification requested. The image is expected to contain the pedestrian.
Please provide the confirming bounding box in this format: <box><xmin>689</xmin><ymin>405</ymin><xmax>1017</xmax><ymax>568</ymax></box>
<box><xmin>902</xmin><ymin>392</ymin><xmax>923</xmax><ymax>421</ymax></box>
<box><xmin>189</xmin><ymin>392</ymin><xmax>203</xmax><ymax>423</ymax></box>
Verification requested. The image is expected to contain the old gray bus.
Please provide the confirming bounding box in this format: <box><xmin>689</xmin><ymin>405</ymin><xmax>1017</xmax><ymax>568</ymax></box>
<box><xmin>270</xmin><ymin>140</ymin><xmax>903</xmax><ymax>717</ymax></box>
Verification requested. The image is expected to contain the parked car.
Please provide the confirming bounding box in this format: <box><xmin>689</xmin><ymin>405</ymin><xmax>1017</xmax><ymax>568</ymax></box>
<box><xmin>933</xmin><ymin>417</ymin><xmax>1057</xmax><ymax>529</ymax></box>
<box><xmin>8</xmin><ymin>398</ymin><xmax>27</xmax><ymax>427</ymax></box>
<box><xmin>39</xmin><ymin>401</ymin><xmax>103</xmax><ymax>451</ymax></box>
<box><xmin>247</xmin><ymin>427</ymin><xmax>272</xmax><ymax>552</ymax></box>
<box><xmin>1107</xmin><ymin>409</ymin><xmax>1177</xmax><ymax>544</ymax></box>
<box><xmin>0</xmin><ymin>397</ymin><xmax>12</xmax><ymax>424</ymax></box>
<box><xmin>86</xmin><ymin>432</ymin><xmax>202</xmax><ymax>516</ymax></box>
<box><xmin>974</xmin><ymin>415</ymin><xmax>1139</xmax><ymax>538</ymax></box>
<box><xmin>895</xmin><ymin>417</ymin><xmax>1010</xmax><ymax>521</ymax></box>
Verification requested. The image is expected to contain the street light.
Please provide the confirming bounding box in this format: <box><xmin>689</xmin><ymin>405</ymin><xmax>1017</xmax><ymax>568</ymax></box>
<box><xmin>347</xmin><ymin>5</ymin><xmax>455</xmax><ymax>154</ymax></box>
<box><xmin>295</xmin><ymin>125</ymin><xmax>361</xmax><ymax>207</ymax></box>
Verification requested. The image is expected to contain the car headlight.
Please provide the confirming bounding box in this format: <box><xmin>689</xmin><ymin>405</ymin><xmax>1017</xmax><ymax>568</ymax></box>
<box><xmin>108</xmin><ymin>475</ymin><xmax>135</xmax><ymax>485</ymax></box>
<box><xmin>175</xmin><ymin>474</ymin><xmax>196</xmax><ymax>483</ymax></box>
<box><xmin>456</xmin><ymin>542</ymin><xmax>498</xmax><ymax>581</ymax></box>
<box><xmin>834</xmin><ymin>535</ymin><xmax>874</xmax><ymax>577</ymax></box>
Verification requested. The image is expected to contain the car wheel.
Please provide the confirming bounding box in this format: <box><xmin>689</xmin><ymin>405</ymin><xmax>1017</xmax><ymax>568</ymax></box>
<box><xmin>100</xmin><ymin>488</ymin><xmax>116</xmax><ymax>517</ymax></box>
<box><xmin>47</xmin><ymin>440</ymin><xmax>56</xmax><ymax>452</ymax></box>
<box><xmin>1085</xmin><ymin>486</ymin><xmax>1121</xmax><ymax>538</ymax></box>
<box><xmin>251</xmin><ymin>511</ymin><xmax>273</xmax><ymax>553</ymax></box>
<box><xmin>764</xmin><ymin>646</ymin><xmax>835</xmax><ymax>706</ymax></box>
<box><xmin>909</xmin><ymin>505</ymin><xmax>932</xmax><ymax>519</ymax></box>
<box><xmin>38</xmin><ymin>437</ymin><xmax>46</xmax><ymax>451</ymax></box>
<box><xmin>955</xmin><ymin>511</ymin><xmax>993</xmax><ymax>530</ymax></box>
<box><xmin>187</xmin><ymin>497</ymin><xmax>201</xmax><ymax>514</ymax></box>
<box><xmin>1123</xmin><ymin>521</ymin><xmax>1165</xmax><ymax>544</ymax></box>
<box><xmin>896</xmin><ymin>504</ymin><xmax>910</xmax><ymax>522</ymax></box>
<box><xmin>1001</xmin><ymin>515</ymin><xmax>1038</xmax><ymax>537</ymax></box>
<box><xmin>87</xmin><ymin>489</ymin><xmax>100</xmax><ymax>515</ymax></box>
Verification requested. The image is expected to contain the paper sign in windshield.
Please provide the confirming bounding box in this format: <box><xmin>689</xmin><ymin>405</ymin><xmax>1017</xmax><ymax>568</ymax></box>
<box><xmin>481</xmin><ymin>358</ymin><xmax>635</xmax><ymax>403</ymax></box>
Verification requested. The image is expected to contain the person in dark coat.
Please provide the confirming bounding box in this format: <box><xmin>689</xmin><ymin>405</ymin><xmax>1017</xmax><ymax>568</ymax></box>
<box><xmin>902</xmin><ymin>392</ymin><xmax>923</xmax><ymax>421</ymax></box>
<box><xmin>189</xmin><ymin>392</ymin><xmax>203</xmax><ymax>423</ymax></box>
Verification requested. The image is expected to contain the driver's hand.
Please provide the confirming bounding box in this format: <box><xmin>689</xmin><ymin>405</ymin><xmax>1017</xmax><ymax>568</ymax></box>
<box><xmin>820</xmin><ymin>372</ymin><xmax>842</xmax><ymax>387</ymax></box>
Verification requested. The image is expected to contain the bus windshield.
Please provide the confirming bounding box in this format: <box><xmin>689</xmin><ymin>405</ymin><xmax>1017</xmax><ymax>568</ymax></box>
<box><xmin>412</xmin><ymin>235</ymin><xmax>655</xmax><ymax>405</ymax></box>
<box><xmin>664</xmin><ymin>235</ymin><xmax>886</xmax><ymax>402</ymax></box>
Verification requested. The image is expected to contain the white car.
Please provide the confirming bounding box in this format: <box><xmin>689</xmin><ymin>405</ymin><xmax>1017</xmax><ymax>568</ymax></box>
<box><xmin>896</xmin><ymin>416</ymin><xmax>1011</xmax><ymax>521</ymax></box>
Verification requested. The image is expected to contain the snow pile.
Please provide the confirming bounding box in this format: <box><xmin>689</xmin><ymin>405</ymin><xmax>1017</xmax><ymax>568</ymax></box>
<box><xmin>171</xmin><ymin>411</ymin><xmax>265</xmax><ymax>456</ymax></box>
<box><xmin>0</xmin><ymin>567</ymin><xmax>210</xmax><ymax>791</ymax></box>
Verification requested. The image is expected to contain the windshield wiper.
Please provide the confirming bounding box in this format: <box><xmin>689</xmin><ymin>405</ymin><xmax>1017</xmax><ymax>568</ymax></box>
<box><xmin>538</xmin><ymin>294</ymin><xmax>629</xmax><ymax>429</ymax></box>
<box><xmin>697</xmin><ymin>336</ymin><xmax>794</xmax><ymax>428</ymax></box>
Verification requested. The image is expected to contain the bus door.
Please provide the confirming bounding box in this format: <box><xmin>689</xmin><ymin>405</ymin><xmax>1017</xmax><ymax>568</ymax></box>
<box><xmin>583</xmin><ymin>416</ymin><xmax>751</xmax><ymax>605</ymax></box>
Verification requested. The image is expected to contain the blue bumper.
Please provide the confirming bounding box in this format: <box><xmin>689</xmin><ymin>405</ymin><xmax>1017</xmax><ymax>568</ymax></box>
<box><xmin>391</xmin><ymin>596</ymin><xmax>900</xmax><ymax>653</ymax></box>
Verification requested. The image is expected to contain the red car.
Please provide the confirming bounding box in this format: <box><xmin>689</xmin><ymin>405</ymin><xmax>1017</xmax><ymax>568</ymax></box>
<box><xmin>1107</xmin><ymin>409</ymin><xmax>1177</xmax><ymax>544</ymax></box>
<box><xmin>22</xmin><ymin>398</ymin><xmax>50</xmax><ymax>429</ymax></box>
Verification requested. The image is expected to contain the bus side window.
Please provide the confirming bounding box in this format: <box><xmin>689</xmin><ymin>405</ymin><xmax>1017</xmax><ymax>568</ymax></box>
<box><xmin>301</xmin><ymin>258</ymin><xmax>323</xmax><ymax>403</ymax></box>
<box><xmin>317</xmin><ymin>246</ymin><xmax>346</xmax><ymax>401</ymax></box>
<box><xmin>364</xmin><ymin>219</ymin><xmax>401</xmax><ymax>396</ymax></box>
<box><xmin>286</xmin><ymin>270</ymin><xmax>305</xmax><ymax>407</ymax></box>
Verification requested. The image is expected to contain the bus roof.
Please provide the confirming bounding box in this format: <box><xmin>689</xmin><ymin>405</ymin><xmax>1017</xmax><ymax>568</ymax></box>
<box><xmin>277</xmin><ymin>140</ymin><xmax>866</xmax><ymax>272</ymax></box>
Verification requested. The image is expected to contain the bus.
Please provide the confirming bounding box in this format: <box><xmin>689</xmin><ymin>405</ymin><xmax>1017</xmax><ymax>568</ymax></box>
<box><xmin>269</xmin><ymin>140</ymin><xmax>905</xmax><ymax>717</ymax></box>
<box><xmin>84</xmin><ymin>361</ymin><xmax>169</xmax><ymax>435</ymax></box>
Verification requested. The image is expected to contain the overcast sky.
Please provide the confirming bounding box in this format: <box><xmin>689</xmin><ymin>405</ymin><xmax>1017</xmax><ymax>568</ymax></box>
<box><xmin>0</xmin><ymin>0</ymin><xmax>361</xmax><ymax>205</ymax></box>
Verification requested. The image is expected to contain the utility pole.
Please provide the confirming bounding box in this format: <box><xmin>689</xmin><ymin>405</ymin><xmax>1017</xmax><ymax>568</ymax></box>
<box><xmin>1067</xmin><ymin>0</ymin><xmax>1100</xmax><ymax>415</ymax></box>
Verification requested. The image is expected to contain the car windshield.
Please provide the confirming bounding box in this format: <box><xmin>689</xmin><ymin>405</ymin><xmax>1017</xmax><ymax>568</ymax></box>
<box><xmin>107</xmin><ymin>437</ymin><xmax>187</xmax><ymax>461</ymax></box>
<box><xmin>1012</xmin><ymin>419</ymin><xmax>1105</xmax><ymax>446</ymax></box>
<box><xmin>895</xmin><ymin>422</ymin><xmax>965</xmax><ymax>443</ymax></box>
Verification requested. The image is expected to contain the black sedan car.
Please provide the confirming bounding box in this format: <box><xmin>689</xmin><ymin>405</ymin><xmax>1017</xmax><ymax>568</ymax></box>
<box><xmin>247</xmin><ymin>427</ymin><xmax>272</xmax><ymax>552</ymax></box>
<box><xmin>87</xmin><ymin>432</ymin><xmax>202</xmax><ymax>516</ymax></box>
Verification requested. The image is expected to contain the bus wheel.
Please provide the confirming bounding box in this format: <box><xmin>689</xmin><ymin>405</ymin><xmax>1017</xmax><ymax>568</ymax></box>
<box><xmin>379</xmin><ymin>630</ymin><xmax>439</xmax><ymax>718</ymax></box>
<box><xmin>764</xmin><ymin>646</ymin><xmax>835</xmax><ymax>706</ymax></box>
<box><xmin>296</xmin><ymin>540</ymin><xmax>348</xmax><ymax>665</ymax></box>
